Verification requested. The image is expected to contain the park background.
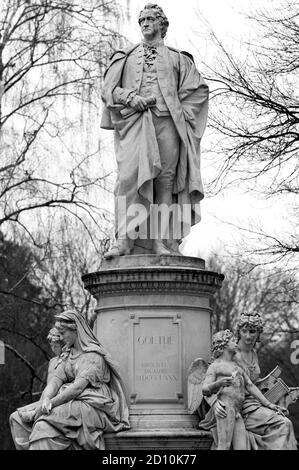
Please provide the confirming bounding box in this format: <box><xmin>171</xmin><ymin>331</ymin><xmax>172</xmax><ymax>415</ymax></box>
<box><xmin>0</xmin><ymin>0</ymin><xmax>298</xmax><ymax>449</ymax></box>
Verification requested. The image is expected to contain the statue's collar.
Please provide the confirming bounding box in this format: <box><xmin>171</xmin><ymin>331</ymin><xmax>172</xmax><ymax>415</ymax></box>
<box><xmin>142</xmin><ymin>38</ymin><xmax>164</xmax><ymax>48</ymax></box>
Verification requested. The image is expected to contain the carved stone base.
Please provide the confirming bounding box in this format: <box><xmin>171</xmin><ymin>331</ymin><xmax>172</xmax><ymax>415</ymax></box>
<box><xmin>82</xmin><ymin>255</ymin><xmax>223</xmax><ymax>449</ymax></box>
<box><xmin>104</xmin><ymin>409</ymin><xmax>212</xmax><ymax>449</ymax></box>
<box><xmin>104</xmin><ymin>430</ymin><xmax>212</xmax><ymax>450</ymax></box>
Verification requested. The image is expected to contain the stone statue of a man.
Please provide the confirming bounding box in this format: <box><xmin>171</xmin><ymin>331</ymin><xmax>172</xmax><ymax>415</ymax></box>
<box><xmin>101</xmin><ymin>3</ymin><xmax>209</xmax><ymax>257</ymax></box>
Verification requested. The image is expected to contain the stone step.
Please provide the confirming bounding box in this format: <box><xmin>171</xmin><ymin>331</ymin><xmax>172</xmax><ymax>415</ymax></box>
<box><xmin>104</xmin><ymin>428</ymin><xmax>212</xmax><ymax>450</ymax></box>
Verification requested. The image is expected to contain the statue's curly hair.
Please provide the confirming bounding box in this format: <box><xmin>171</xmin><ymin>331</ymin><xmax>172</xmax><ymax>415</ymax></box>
<box><xmin>47</xmin><ymin>327</ymin><xmax>62</xmax><ymax>343</ymax></box>
<box><xmin>55</xmin><ymin>319</ymin><xmax>77</xmax><ymax>332</ymax></box>
<box><xmin>211</xmin><ymin>329</ymin><xmax>236</xmax><ymax>359</ymax></box>
<box><xmin>235</xmin><ymin>312</ymin><xmax>263</xmax><ymax>342</ymax></box>
<box><xmin>138</xmin><ymin>3</ymin><xmax>169</xmax><ymax>38</ymax></box>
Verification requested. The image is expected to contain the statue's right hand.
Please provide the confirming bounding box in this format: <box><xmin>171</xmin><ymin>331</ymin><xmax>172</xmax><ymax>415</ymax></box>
<box><xmin>218</xmin><ymin>376</ymin><xmax>234</xmax><ymax>387</ymax></box>
<box><xmin>128</xmin><ymin>95</ymin><xmax>150</xmax><ymax>111</ymax></box>
<box><xmin>213</xmin><ymin>399</ymin><xmax>227</xmax><ymax>418</ymax></box>
<box><xmin>33</xmin><ymin>403</ymin><xmax>43</xmax><ymax>420</ymax></box>
<box><xmin>40</xmin><ymin>397</ymin><xmax>52</xmax><ymax>414</ymax></box>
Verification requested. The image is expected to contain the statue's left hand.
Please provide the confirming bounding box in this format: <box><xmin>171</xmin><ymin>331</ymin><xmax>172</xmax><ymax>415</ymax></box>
<box><xmin>277</xmin><ymin>405</ymin><xmax>289</xmax><ymax>417</ymax></box>
<box><xmin>269</xmin><ymin>403</ymin><xmax>289</xmax><ymax>416</ymax></box>
<box><xmin>128</xmin><ymin>95</ymin><xmax>149</xmax><ymax>111</ymax></box>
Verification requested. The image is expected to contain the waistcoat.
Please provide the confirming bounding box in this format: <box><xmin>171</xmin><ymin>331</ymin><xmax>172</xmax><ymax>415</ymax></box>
<box><xmin>139</xmin><ymin>59</ymin><xmax>169</xmax><ymax>116</ymax></box>
<box><xmin>121</xmin><ymin>43</ymin><xmax>180</xmax><ymax>118</ymax></box>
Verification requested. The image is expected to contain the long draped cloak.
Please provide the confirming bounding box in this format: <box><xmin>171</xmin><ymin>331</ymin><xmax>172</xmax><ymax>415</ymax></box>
<box><xmin>101</xmin><ymin>44</ymin><xmax>209</xmax><ymax>238</ymax></box>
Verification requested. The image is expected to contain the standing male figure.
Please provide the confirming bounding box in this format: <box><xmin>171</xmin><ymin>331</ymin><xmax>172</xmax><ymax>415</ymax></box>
<box><xmin>101</xmin><ymin>3</ymin><xmax>209</xmax><ymax>257</ymax></box>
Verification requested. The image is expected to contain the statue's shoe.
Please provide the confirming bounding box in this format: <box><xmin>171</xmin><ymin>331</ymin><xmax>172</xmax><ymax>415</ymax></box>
<box><xmin>104</xmin><ymin>241</ymin><xmax>131</xmax><ymax>259</ymax></box>
<box><xmin>167</xmin><ymin>247</ymin><xmax>181</xmax><ymax>256</ymax></box>
<box><xmin>152</xmin><ymin>240</ymin><xmax>173</xmax><ymax>256</ymax></box>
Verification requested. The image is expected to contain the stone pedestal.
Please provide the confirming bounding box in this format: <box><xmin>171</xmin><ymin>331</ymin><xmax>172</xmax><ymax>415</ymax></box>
<box><xmin>82</xmin><ymin>255</ymin><xmax>223</xmax><ymax>449</ymax></box>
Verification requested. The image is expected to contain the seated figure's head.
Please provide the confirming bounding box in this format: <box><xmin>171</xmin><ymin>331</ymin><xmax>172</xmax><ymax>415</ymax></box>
<box><xmin>47</xmin><ymin>327</ymin><xmax>63</xmax><ymax>357</ymax></box>
<box><xmin>55</xmin><ymin>313</ymin><xmax>78</xmax><ymax>349</ymax></box>
<box><xmin>235</xmin><ymin>312</ymin><xmax>263</xmax><ymax>347</ymax></box>
<box><xmin>211</xmin><ymin>329</ymin><xmax>237</xmax><ymax>359</ymax></box>
<box><xmin>138</xmin><ymin>3</ymin><xmax>169</xmax><ymax>40</ymax></box>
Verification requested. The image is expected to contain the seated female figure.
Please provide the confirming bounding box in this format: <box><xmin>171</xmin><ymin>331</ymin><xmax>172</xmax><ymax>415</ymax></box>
<box><xmin>10</xmin><ymin>310</ymin><xmax>130</xmax><ymax>450</ymax></box>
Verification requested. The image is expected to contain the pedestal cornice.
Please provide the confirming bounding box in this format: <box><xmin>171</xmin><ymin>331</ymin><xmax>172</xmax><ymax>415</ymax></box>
<box><xmin>82</xmin><ymin>254</ymin><xmax>224</xmax><ymax>297</ymax></box>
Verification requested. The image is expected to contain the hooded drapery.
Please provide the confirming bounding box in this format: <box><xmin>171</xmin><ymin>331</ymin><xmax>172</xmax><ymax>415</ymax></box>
<box><xmin>10</xmin><ymin>310</ymin><xmax>130</xmax><ymax>450</ymax></box>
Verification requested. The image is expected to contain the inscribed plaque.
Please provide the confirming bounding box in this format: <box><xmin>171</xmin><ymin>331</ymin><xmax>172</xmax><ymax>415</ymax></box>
<box><xmin>130</xmin><ymin>314</ymin><xmax>182</xmax><ymax>403</ymax></box>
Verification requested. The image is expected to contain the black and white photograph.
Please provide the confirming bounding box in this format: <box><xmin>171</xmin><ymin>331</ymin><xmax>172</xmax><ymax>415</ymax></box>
<box><xmin>0</xmin><ymin>0</ymin><xmax>298</xmax><ymax>453</ymax></box>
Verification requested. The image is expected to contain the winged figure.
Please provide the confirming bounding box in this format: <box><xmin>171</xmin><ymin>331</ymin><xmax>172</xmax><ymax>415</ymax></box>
<box><xmin>187</xmin><ymin>358</ymin><xmax>208</xmax><ymax>414</ymax></box>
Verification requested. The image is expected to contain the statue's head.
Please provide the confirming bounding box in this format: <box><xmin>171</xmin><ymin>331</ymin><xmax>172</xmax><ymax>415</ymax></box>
<box><xmin>138</xmin><ymin>3</ymin><xmax>169</xmax><ymax>40</ymax></box>
<box><xmin>235</xmin><ymin>312</ymin><xmax>263</xmax><ymax>346</ymax></box>
<box><xmin>211</xmin><ymin>329</ymin><xmax>237</xmax><ymax>359</ymax></box>
<box><xmin>55</xmin><ymin>311</ymin><xmax>78</xmax><ymax>349</ymax></box>
<box><xmin>47</xmin><ymin>327</ymin><xmax>63</xmax><ymax>356</ymax></box>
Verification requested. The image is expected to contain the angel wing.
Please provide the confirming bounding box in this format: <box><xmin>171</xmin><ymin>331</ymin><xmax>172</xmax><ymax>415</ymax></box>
<box><xmin>187</xmin><ymin>358</ymin><xmax>208</xmax><ymax>414</ymax></box>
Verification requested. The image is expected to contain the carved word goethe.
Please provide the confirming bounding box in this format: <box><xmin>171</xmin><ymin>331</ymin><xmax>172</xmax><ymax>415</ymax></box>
<box><xmin>137</xmin><ymin>335</ymin><xmax>172</xmax><ymax>345</ymax></box>
<box><xmin>290</xmin><ymin>340</ymin><xmax>299</xmax><ymax>365</ymax></box>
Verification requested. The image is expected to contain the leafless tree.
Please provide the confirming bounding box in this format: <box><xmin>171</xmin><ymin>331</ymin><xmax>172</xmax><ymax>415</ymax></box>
<box><xmin>0</xmin><ymin>0</ymin><xmax>121</xmax><ymax>246</ymax></box>
<box><xmin>29</xmin><ymin>213</ymin><xmax>112</xmax><ymax>322</ymax></box>
<box><xmin>197</xmin><ymin>0</ymin><xmax>299</xmax><ymax>262</ymax></box>
<box><xmin>209</xmin><ymin>254</ymin><xmax>299</xmax><ymax>381</ymax></box>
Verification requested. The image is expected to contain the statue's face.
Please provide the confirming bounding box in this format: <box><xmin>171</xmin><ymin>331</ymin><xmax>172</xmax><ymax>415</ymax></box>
<box><xmin>59</xmin><ymin>327</ymin><xmax>77</xmax><ymax>349</ymax></box>
<box><xmin>227</xmin><ymin>338</ymin><xmax>238</xmax><ymax>355</ymax></box>
<box><xmin>239</xmin><ymin>326</ymin><xmax>258</xmax><ymax>347</ymax></box>
<box><xmin>139</xmin><ymin>9</ymin><xmax>162</xmax><ymax>41</ymax></box>
<box><xmin>50</xmin><ymin>340</ymin><xmax>62</xmax><ymax>357</ymax></box>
